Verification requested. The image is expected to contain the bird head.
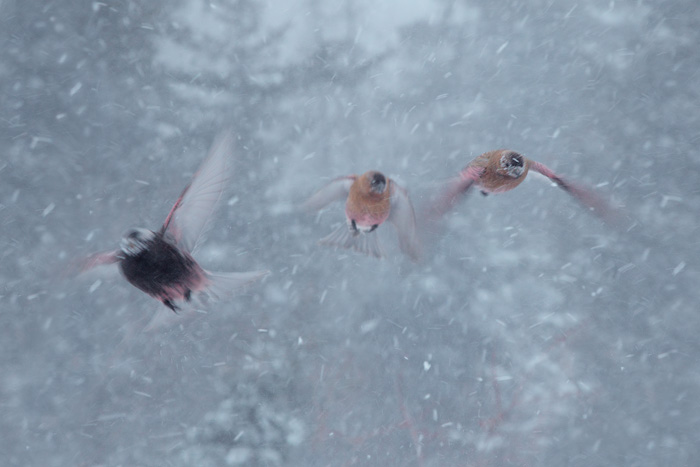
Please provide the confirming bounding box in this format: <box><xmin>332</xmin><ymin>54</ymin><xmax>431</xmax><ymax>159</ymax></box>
<box><xmin>498</xmin><ymin>151</ymin><xmax>525</xmax><ymax>178</ymax></box>
<box><xmin>120</xmin><ymin>228</ymin><xmax>155</xmax><ymax>256</ymax></box>
<box><xmin>368</xmin><ymin>172</ymin><xmax>387</xmax><ymax>194</ymax></box>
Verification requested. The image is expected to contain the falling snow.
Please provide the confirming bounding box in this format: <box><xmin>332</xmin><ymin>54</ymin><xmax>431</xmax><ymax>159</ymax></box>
<box><xmin>1</xmin><ymin>0</ymin><xmax>699</xmax><ymax>466</ymax></box>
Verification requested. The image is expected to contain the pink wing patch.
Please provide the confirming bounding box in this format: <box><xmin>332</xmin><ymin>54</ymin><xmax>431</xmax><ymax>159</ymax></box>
<box><xmin>63</xmin><ymin>249</ymin><xmax>120</xmax><ymax>281</ymax></box>
<box><xmin>530</xmin><ymin>161</ymin><xmax>622</xmax><ymax>227</ymax></box>
<box><xmin>429</xmin><ymin>166</ymin><xmax>484</xmax><ymax>220</ymax></box>
<box><xmin>78</xmin><ymin>250</ymin><xmax>120</xmax><ymax>272</ymax></box>
<box><xmin>162</xmin><ymin>130</ymin><xmax>235</xmax><ymax>253</ymax></box>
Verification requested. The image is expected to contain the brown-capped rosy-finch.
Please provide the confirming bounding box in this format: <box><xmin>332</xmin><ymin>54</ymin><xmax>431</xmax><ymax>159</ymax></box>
<box><xmin>304</xmin><ymin>171</ymin><xmax>421</xmax><ymax>261</ymax></box>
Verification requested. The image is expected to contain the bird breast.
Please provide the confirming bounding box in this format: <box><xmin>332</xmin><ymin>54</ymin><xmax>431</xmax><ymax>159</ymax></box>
<box><xmin>346</xmin><ymin>177</ymin><xmax>392</xmax><ymax>227</ymax></box>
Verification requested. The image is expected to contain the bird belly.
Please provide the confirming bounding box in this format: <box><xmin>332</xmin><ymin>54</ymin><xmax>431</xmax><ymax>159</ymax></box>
<box><xmin>347</xmin><ymin>211</ymin><xmax>389</xmax><ymax>231</ymax></box>
<box><xmin>346</xmin><ymin>196</ymin><xmax>390</xmax><ymax>230</ymax></box>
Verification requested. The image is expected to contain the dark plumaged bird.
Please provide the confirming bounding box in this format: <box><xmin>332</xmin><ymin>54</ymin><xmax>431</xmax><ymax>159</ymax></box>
<box><xmin>304</xmin><ymin>171</ymin><xmax>421</xmax><ymax>261</ymax></box>
<box><xmin>79</xmin><ymin>131</ymin><xmax>268</xmax><ymax>311</ymax></box>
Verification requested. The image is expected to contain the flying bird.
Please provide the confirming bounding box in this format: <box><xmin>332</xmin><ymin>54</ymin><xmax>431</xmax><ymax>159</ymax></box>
<box><xmin>430</xmin><ymin>149</ymin><xmax>620</xmax><ymax>225</ymax></box>
<box><xmin>304</xmin><ymin>171</ymin><xmax>421</xmax><ymax>261</ymax></box>
<box><xmin>79</xmin><ymin>131</ymin><xmax>268</xmax><ymax>311</ymax></box>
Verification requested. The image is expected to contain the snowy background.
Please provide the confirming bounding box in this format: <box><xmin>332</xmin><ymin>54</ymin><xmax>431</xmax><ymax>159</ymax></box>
<box><xmin>2</xmin><ymin>0</ymin><xmax>699</xmax><ymax>465</ymax></box>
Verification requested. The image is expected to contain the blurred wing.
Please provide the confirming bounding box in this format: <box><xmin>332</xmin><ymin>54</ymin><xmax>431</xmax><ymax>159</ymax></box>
<box><xmin>302</xmin><ymin>175</ymin><xmax>355</xmax><ymax>212</ymax></box>
<box><xmin>162</xmin><ymin>131</ymin><xmax>235</xmax><ymax>253</ymax></box>
<box><xmin>77</xmin><ymin>250</ymin><xmax>120</xmax><ymax>273</ymax></box>
<box><xmin>529</xmin><ymin>160</ymin><xmax>621</xmax><ymax>227</ymax></box>
<box><xmin>388</xmin><ymin>181</ymin><xmax>421</xmax><ymax>261</ymax></box>
<box><xmin>429</xmin><ymin>166</ymin><xmax>483</xmax><ymax>219</ymax></box>
<box><xmin>202</xmin><ymin>269</ymin><xmax>270</xmax><ymax>301</ymax></box>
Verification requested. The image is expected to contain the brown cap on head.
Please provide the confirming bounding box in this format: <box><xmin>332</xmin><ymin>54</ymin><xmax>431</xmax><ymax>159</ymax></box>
<box><xmin>368</xmin><ymin>171</ymin><xmax>387</xmax><ymax>194</ymax></box>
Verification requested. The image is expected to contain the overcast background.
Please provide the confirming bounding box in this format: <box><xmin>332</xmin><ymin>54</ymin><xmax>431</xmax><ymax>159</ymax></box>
<box><xmin>2</xmin><ymin>0</ymin><xmax>699</xmax><ymax>466</ymax></box>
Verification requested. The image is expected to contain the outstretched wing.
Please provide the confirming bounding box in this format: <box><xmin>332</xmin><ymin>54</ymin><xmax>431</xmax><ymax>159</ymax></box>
<box><xmin>65</xmin><ymin>250</ymin><xmax>121</xmax><ymax>279</ymax></box>
<box><xmin>202</xmin><ymin>269</ymin><xmax>270</xmax><ymax>301</ymax></box>
<box><xmin>429</xmin><ymin>165</ymin><xmax>484</xmax><ymax>219</ymax></box>
<box><xmin>161</xmin><ymin>130</ymin><xmax>235</xmax><ymax>253</ymax></box>
<box><xmin>302</xmin><ymin>175</ymin><xmax>356</xmax><ymax>212</ymax></box>
<box><xmin>81</xmin><ymin>250</ymin><xmax>120</xmax><ymax>270</ymax></box>
<box><xmin>529</xmin><ymin>160</ymin><xmax>621</xmax><ymax>227</ymax></box>
<box><xmin>388</xmin><ymin>181</ymin><xmax>421</xmax><ymax>261</ymax></box>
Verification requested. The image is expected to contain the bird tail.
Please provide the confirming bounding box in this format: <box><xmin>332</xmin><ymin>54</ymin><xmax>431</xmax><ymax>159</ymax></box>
<box><xmin>319</xmin><ymin>224</ymin><xmax>385</xmax><ymax>259</ymax></box>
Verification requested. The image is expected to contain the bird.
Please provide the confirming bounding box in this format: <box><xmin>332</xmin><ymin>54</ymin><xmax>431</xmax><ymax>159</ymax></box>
<box><xmin>303</xmin><ymin>170</ymin><xmax>421</xmax><ymax>261</ymax></box>
<box><xmin>79</xmin><ymin>131</ymin><xmax>268</xmax><ymax>312</ymax></box>
<box><xmin>430</xmin><ymin>149</ymin><xmax>620</xmax><ymax>225</ymax></box>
